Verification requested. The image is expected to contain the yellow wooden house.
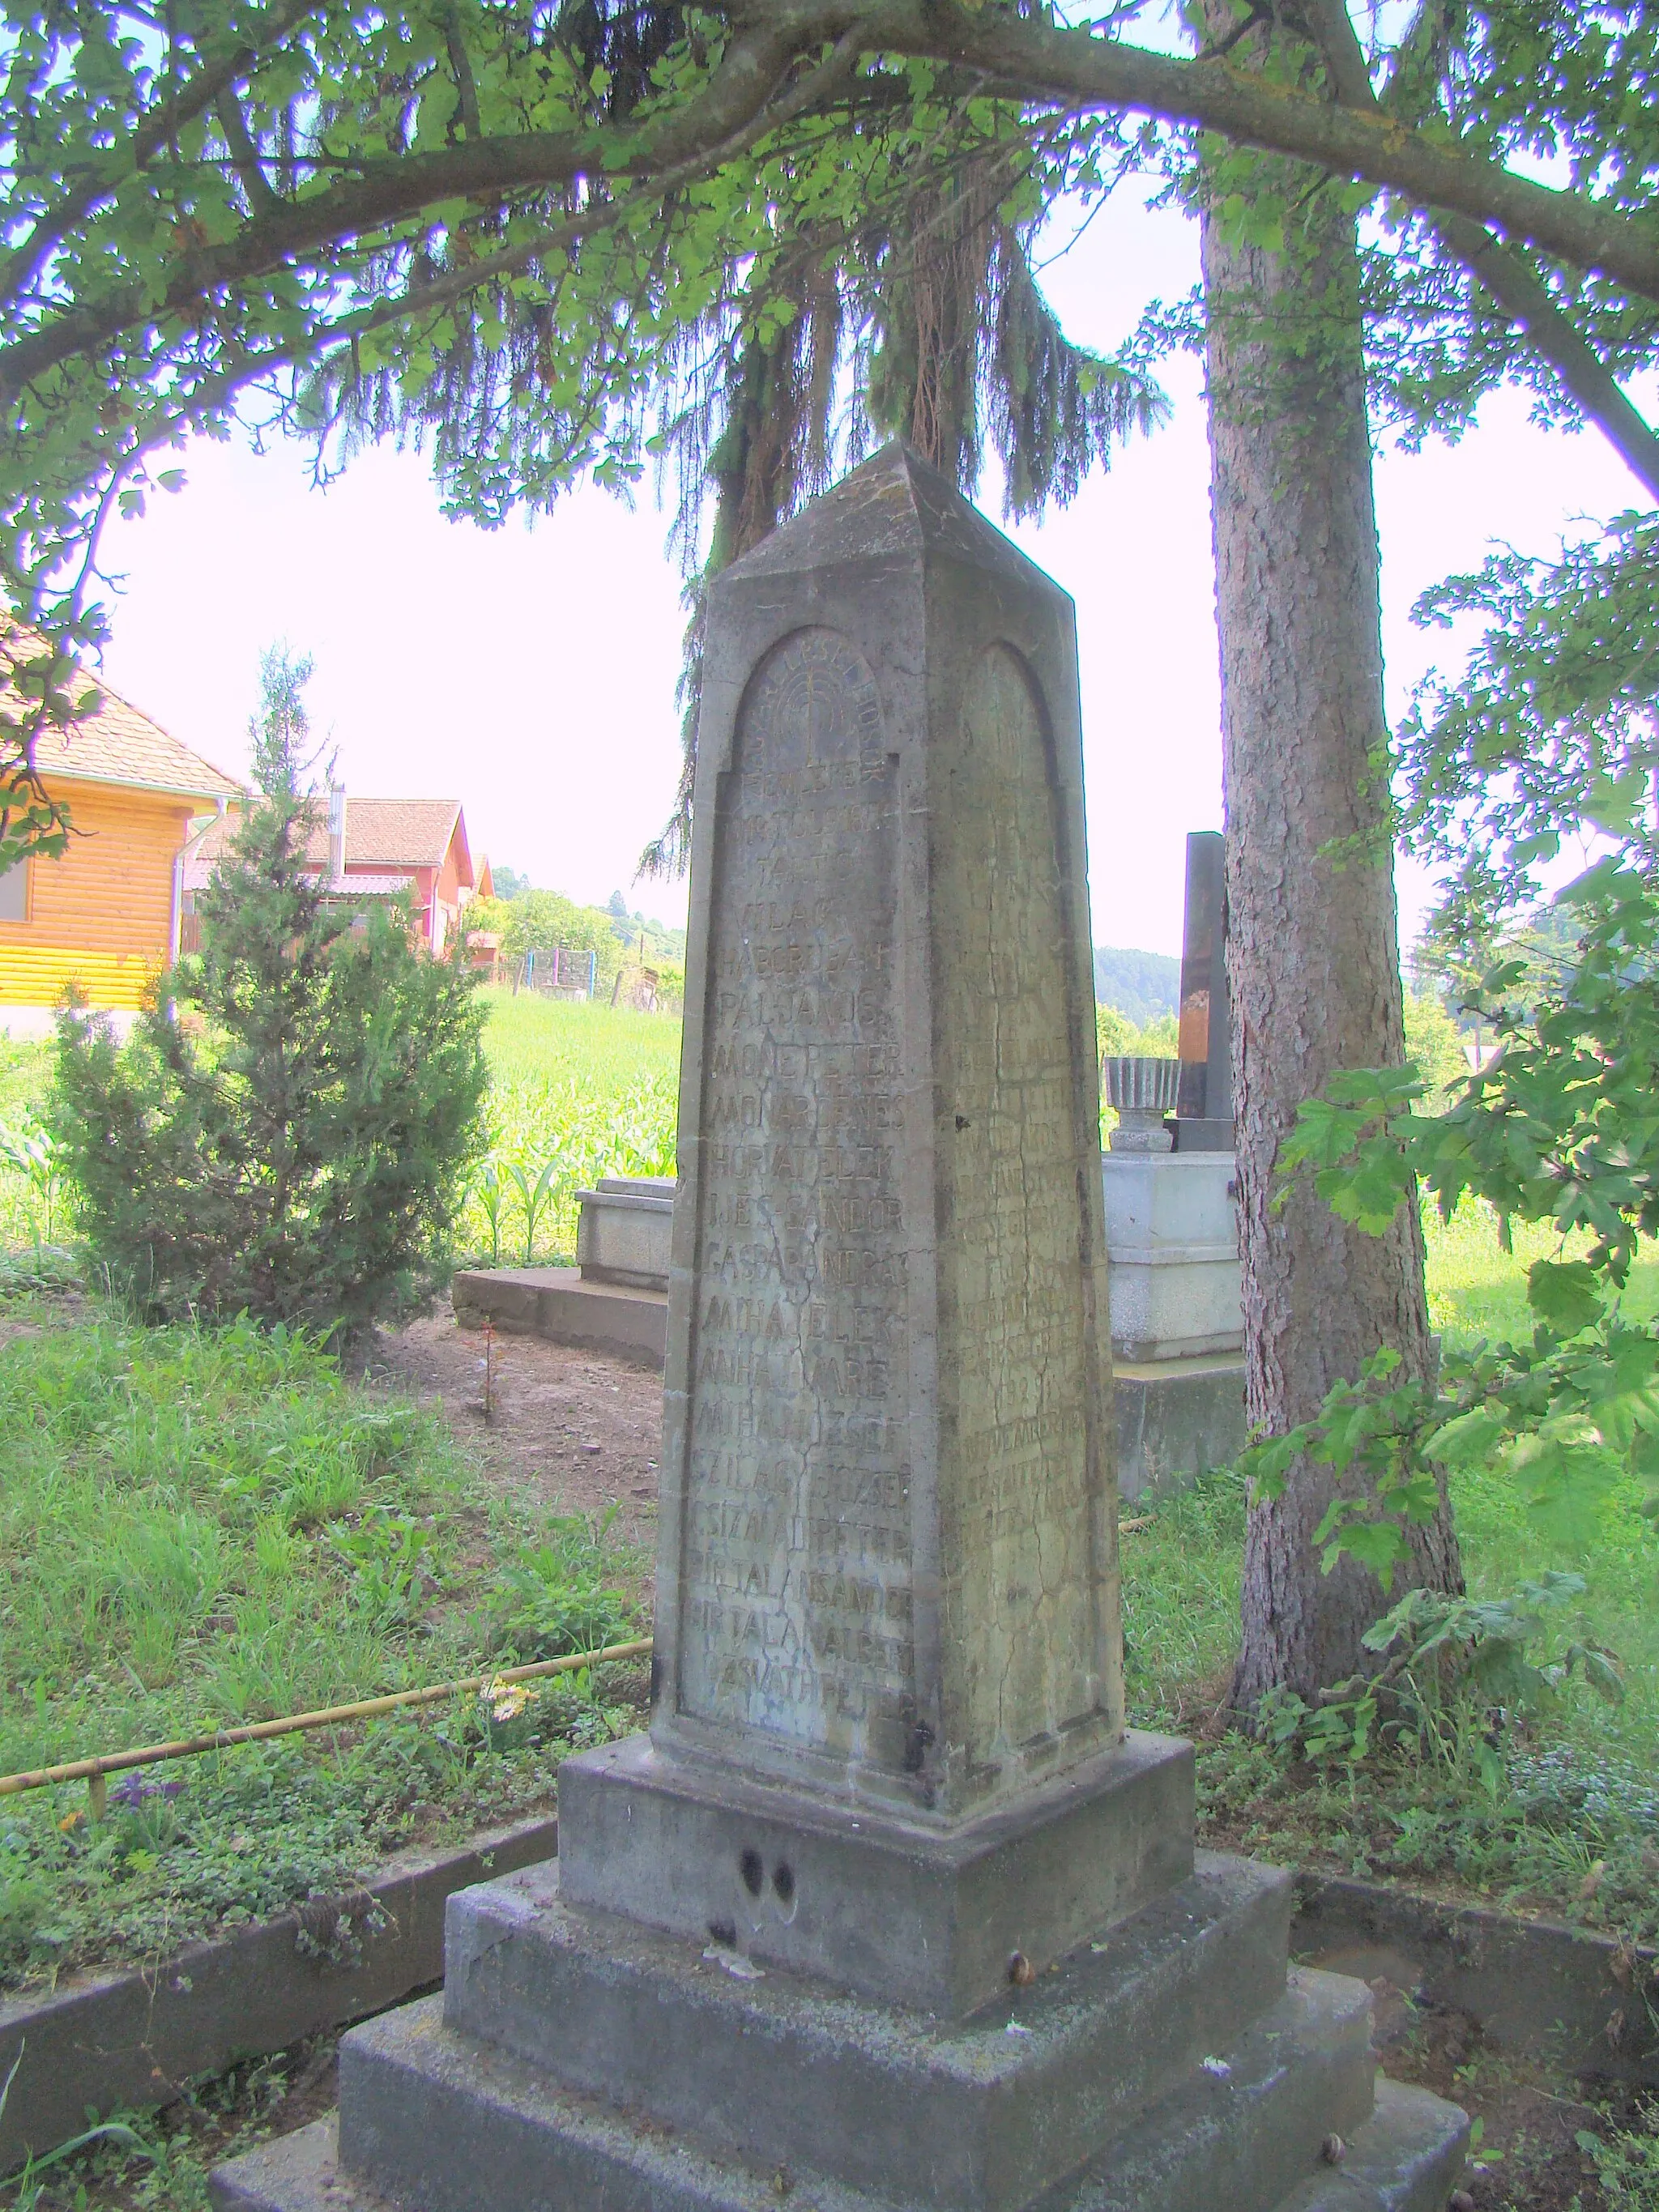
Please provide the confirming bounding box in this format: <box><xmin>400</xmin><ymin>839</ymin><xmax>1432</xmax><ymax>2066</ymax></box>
<box><xmin>0</xmin><ymin>645</ymin><xmax>242</xmax><ymax>1035</ymax></box>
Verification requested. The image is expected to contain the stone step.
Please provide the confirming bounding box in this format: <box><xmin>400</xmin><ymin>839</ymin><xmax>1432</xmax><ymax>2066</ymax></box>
<box><xmin>1035</xmin><ymin>1970</ymin><xmax>1375</xmax><ymax>2212</ymax></box>
<box><xmin>207</xmin><ymin>2075</ymin><xmax>1463</xmax><ymax>2212</ymax></box>
<box><xmin>210</xmin><ymin>1965</ymin><xmax>1380</xmax><ymax>2212</ymax></box>
<box><xmin>1275</xmin><ymin>2079</ymin><xmax>1468</xmax><ymax>2212</ymax></box>
<box><xmin>439</xmin><ymin>1851</ymin><xmax>1291</xmax><ymax>2210</ymax></box>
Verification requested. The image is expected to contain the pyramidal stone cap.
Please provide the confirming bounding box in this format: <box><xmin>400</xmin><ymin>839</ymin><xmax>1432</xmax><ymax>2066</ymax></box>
<box><xmin>718</xmin><ymin>440</ymin><xmax>1073</xmax><ymax>599</ymax></box>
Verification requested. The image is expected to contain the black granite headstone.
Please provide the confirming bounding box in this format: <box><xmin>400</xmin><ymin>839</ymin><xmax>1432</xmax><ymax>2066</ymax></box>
<box><xmin>1175</xmin><ymin>828</ymin><xmax>1233</xmax><ymax>1152</ymax></box>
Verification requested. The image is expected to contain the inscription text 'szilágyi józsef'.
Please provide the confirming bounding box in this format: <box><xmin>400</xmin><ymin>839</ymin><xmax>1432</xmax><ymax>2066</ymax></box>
<box><xmin>680</xmin><ymin>627</ymin><xmax>915</xmax><ymax>1766</ymax></box>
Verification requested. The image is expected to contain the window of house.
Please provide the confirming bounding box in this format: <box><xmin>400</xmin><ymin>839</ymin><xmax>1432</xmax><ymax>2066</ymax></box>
<box><xmin>0</xmin><ymin>858</ymin><xmax>27</xmax><ymax>922</ymax></box>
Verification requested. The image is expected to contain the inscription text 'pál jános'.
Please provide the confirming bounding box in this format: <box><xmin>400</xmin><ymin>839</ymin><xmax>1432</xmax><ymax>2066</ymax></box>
<box><xmin>680</xmin><ymin>627</ymin><xmax>913</xmax><ymax>1767</ymax></box>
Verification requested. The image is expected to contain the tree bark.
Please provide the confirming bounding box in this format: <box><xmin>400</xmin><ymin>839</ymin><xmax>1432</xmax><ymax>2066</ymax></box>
<box><xmin>1201</xmin><ymin>161</ymin><xmax>1464</xmax><ymax>1707</ymax></box>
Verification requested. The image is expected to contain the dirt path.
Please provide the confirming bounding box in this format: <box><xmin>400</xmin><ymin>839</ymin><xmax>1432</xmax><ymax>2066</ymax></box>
<box><xmin>362</xmin><ymin>1312</ymin><xmax>664</xmax><ymax>1553</ymax></box>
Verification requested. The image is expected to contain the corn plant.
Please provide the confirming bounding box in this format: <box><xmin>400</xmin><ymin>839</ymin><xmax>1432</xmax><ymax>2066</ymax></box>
<box><xmin>473</xmin><ymin>1158</ymin><xmax>509</xmax><ymax>1265</ymax></box>
<box><xmin>508</xmin><ymin>1154</ymin><xmax>565</xmax><ymax>1264</ymax></box>
<box><xmin>0</xmin><ymin>1119</ymin><xmax>62</xmax><ymax>1247</ymax></box>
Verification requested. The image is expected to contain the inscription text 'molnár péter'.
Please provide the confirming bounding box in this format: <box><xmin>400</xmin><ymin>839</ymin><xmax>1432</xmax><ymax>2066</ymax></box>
<box><xmin>680</xmin><ymin>627</ymin><xmax>915</xmax><ymax>1769</ymax></box>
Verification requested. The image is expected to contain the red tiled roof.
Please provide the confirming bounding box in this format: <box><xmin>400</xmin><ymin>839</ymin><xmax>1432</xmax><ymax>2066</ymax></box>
<box><xmin>296</xmin><ymin>798</ymin><xmax>464</xmax><ymax>872</ymax></box>
<box><xmin>2</xmin><ymin>630</ymin><xmax>243</xmax><ymax>805</ymax></box>
<box><xmin>184</xmin><ymin>797</ymin><xmax>473</xmax><ymax>885</ymax></box>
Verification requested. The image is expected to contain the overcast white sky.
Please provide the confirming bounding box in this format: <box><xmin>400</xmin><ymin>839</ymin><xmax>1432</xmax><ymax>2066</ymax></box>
<box><xmin>92</xmin><ymin>182</ymin><xmax>1645</xmax><ymax>959</ymax></box>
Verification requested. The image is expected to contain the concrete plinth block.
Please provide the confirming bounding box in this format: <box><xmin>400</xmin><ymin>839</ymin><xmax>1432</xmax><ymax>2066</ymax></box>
<box><xmin>1272</xmin><ymin>2078</ymin><xmax>1467</xmax><ymax>2212</ymax></box>
<box><xmin>1101</xmin><ymin>1153</ymin><xmax>1240</xmax><ymax>1361</ymax></box>
<box><xmin>574</xmin><ymin>1176</ymin><xmax>675</xmax><ymax>1291</ymax></box>
<box><xmin>209</xmin><ymin>2117</ymin><xmax>353</xmax><ymax>2212</ymax></box>
<box><xmin>555</xmin><ymin>1728</ymin><xmax>1195</xmax><ymax>2018</ymax></box>
<box><xmin>1112</xmin><ymin>1354</ymin><xmax>1246</xmax><ymax>1502</ymax></box>
<box><xmin>250</xmin><ymin>1998</ymin><xmax>883</xmax><ymax>2212</ymax></box>
<box><xmin>208</xmin><ymin>2056</ymin><xmax>858</xmax><ymax>2212</ymax></box>
<box><xmin>440</xmin><ymin>1852</ymin><xmax>1290</xmax><ymax>2210</ymax></box>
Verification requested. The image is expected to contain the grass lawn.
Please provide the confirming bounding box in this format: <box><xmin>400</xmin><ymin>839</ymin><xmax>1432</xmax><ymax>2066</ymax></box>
<box><xmin>4</xmin><ymin>1018</ymin><xmax>1657</xmax><ymax>1963</ymax></box>
<box><xmin>0</xmin><ymin>1306</ymin><xmax>644</xmax><ymax>1997</ymax></box>
<box><xmin>1124</xmin><ymin>1455</ymin><xmax>1658</xmax><ymax>1932</ymax></box>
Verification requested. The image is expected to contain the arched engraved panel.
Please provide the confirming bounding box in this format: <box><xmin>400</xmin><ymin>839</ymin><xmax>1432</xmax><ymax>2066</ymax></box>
<box><xmin>935</xmin><ymin>642</ymin><xmax>1102</xmax><ymax>1771</ymax></box>
<box><xmin>679</xmin><ymin>629</ymin><xmax>914</xmax><ymax>1770</ymax></box>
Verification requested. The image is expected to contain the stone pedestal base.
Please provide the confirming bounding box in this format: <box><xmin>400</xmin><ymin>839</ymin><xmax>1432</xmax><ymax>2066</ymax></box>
<box><xmin>1101</xmin><ymin>1153</ymin><xmax>1241</xmax><ymax>1363</ymax></box>
<box><xmin>557</xmin><ymin>1731</ymin><xmax>1195</xmax><ymax>2018</ymax></box>
<box><xmin>1113</xmin><ymin>1354</ymin><xmax>1247</xmax><ymax>1502</ymax></box>
<box><xmin>211</xmin><ymin>1852</ymin><xmax>1465</xmax><ymax>2212</ymax></box>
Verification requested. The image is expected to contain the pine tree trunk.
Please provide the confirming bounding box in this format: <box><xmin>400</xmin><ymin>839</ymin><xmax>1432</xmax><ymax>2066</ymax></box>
<box><xmin>1201</xmin><ymin>167</ymin><xmax>1464</xmax><ymax>1707</ymax></box>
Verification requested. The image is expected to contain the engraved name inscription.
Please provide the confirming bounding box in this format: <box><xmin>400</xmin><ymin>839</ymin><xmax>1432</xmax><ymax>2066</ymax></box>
<box><xmin>680</xmin><ymin>629</ymin><xmax>914</xmax><ymax>1767</ymax></box>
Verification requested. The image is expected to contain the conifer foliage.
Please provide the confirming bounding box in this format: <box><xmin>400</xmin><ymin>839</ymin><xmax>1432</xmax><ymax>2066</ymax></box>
<box><xmin>52</xmin><ymin>650</ymin><xmax>488</xmax><ymax>1335</ymax></box>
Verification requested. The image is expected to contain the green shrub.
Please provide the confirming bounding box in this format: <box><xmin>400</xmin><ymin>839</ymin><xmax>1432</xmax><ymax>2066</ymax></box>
<box><xmin>480</xmin><ymin>1511</ymin><xmax>637</xmax><ymax>1661</ymax></box>
<box><xmin>50</xmin><ymin>651</ymin><xmax>488</xmax><ymax>1336</ymax></box>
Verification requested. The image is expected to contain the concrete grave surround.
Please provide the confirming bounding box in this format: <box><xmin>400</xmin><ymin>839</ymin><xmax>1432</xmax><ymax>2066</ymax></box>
<box><xmin>1102</xmin><ymin>1131</ymin><xmax>1244</xmax><ymax>1500</ymax></box>
<box><xmin>450</xmin><ymin>1175</ymin><xmax>673</xmax><ymax>1362</ymax></box>
<box><xmin>213</xmin><ymin>447</ymin><xmax>1464</xmax><ymax>2212</ymax></box>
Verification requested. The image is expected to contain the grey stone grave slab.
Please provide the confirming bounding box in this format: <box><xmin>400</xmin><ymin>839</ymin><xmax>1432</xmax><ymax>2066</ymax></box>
<box><xmin>574</xmin><ymin>1174</ymin><xmax>675</xmax><ymax>1291</ymax></box>
<box><xmin>213</xmin><ymin>446</ymin><xmax>1462</xmax><ymax>2212</ymax></box>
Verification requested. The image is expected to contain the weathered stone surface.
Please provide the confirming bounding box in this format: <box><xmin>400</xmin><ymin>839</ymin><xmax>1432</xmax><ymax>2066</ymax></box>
<box><xmin>209</xmin><ymin>2069</ymin><xmax>1465</xmax><ymax>2212</ymax></box>
<box><xmin>442</xmin><ymin>1851</ymin><xmax>1287</xmax><ymax>2210</ymax></box>
<box><xmin>1113</xmin><ymin>1353</ymin><xmax>1247</xmax><ymax>1502</ymax></box>
<box><xmin>450</xmin><ymin>1266</ymin><xmax>667</xmax><ymax>1364</ymax></box>
<box><xmin>210</xmin><ymin>1963</ymin><xmax>1406</xmax><ymax>2212</ymax></box>
<box><xmin>557</xmin><ymin>1728</ymin><xmax>1192</xmax><ymax>2018</ymax></box>
<box><xmin>640</xmin><ymin>446</ymin><xmax>1118</xmax><ymax>1827</ymax></box>
<box><xmin>575</xmin><ymin>1174</ymin><xmax>675</xmax><ymax>1291</ymax></box>
<box><xmin>1274</xmin><ymin>2080</ymin><xmax>1470</xmax><ymax>2212</ymax></box>
<box><xmin>1034</xmin><ymin>1971</ymin><xmax>1378</xmax><ymax>2212</ymax></box>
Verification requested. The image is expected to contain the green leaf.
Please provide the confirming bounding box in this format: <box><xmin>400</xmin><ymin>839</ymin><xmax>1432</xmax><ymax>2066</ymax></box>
<box><xmin>1508</xmin><ymin>1432</ymin><xmax>1621</xmax><ymax>1553</ymax></box>
<box><xmin>1425</xmin><ymin>1406</ymin><xmax>1504</xmax><ymax>1467</ymax></box>
<box><xmin>1321</xmin><ymin>1518</ymin><xmax>1407</xmax><ymax>1585</ymax></box>
<box><xmin>1526</xmin><ymin>1259</ymin><xmax>1603</xmax><ymax>1336</ymax></box>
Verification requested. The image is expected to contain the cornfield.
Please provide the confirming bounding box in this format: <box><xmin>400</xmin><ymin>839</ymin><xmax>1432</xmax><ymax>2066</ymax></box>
<box><xmin>460</xmin><ymin>988</ymin><xmax>681</xmax><ymax>1267</ymax></box>
<box><xmin>0</xmin><ymin>995</ymin><xmax>684</xmax><ymax>1272</ymax></box>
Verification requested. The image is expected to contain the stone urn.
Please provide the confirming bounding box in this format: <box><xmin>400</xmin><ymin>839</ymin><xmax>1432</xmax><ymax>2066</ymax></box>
<box><xmin>1101</xmin><ymin>1055</ymin><xmax>1180</xmax><ymax>1152</ymax></box>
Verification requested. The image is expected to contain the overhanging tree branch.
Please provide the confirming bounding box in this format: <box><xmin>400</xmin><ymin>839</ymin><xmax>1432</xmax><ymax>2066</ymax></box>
<box><xmin>0</xmin><ymin>11</ymin><xmax>808</xmax><ymax>400</ymax></box>
<box><xmin>4</xmin><ymin>1</ymin><xmax>1659</xmax><ymax>409</ymax></box>
<box><xmin>1299</xmin><ymin>0</ymin><xmax>1659</xmax><ymax>504</ymax></box>
<box><xmin>851</xmin><ymin>2</ymin><xmax>1659</xmax><ymax>307</ymax></box>
<box><xmin>0</xmin><ymin>0</ymin><xmax>326</xmax><ymax>317</ymax></box>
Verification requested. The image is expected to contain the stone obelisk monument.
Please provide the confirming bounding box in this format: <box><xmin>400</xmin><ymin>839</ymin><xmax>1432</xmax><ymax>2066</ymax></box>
<box><xmin>215</xmin><ymin>448</ymin><xmax>1465</xmax><ymax>2212</ymax></box>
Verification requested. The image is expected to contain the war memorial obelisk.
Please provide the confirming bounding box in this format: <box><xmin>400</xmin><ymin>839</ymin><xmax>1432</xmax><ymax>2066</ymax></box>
<box><xmin>215</xmin><ymin>447</ymin><xmax>1465</xmax><ymax>2212</ymax></box>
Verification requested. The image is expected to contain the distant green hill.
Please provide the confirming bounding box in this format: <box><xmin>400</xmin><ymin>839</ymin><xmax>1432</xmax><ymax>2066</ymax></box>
<box><xmin>1094</xmin><ymin>946</ymin><xmax>1181</xmax><ymax>1025</ymax></box>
